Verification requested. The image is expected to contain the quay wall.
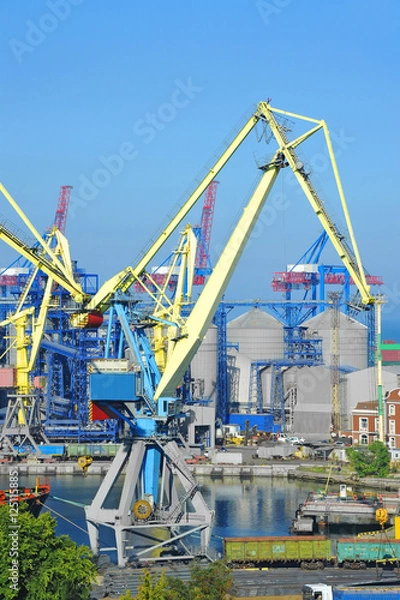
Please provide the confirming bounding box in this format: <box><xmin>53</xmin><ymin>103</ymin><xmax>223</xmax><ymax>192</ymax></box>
<box><xmin>0</xmin><ymin>462</ymin><xmax>298</xmax><ymax>477</ymax></box>
<box><xmin>0</xmin><ymin>461</ymin><xmax>400</xmax><ymax>493</ymax></box>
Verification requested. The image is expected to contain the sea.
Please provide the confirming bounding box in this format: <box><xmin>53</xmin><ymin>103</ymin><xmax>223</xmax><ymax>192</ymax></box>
<box><xmin>0</xmin><ymin>472</ymin><xmax>313</xmax><ymax>557</ymax></box>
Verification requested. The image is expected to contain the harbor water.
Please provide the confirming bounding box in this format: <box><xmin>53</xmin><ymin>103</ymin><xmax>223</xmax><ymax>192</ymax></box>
<box><xmin>0</xmin><ymin>472</ymin><xmax>312</xmax><ymax>556</ymax></box>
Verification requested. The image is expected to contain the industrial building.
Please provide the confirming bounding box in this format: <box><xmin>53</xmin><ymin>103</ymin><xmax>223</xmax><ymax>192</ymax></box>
<box><xmin>190</xmin><ymin>307</ymin><xmax>398</xmax><ymax>441</ymax></box>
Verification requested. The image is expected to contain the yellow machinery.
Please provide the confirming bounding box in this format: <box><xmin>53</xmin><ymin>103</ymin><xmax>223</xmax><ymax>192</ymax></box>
<box><xmin>376</xmin><ymin>507</ymin><xmax>389</xmax><ymax>528</ymax></box>
<box><xmin>0</xmin><ymin>225</ymin><xmax>80</xmax><ymax>455</ymax></box>
<box><xmin>77</xmin><ymin>455</ymin><xmax>93</xmax><ymax>474</ymax></box>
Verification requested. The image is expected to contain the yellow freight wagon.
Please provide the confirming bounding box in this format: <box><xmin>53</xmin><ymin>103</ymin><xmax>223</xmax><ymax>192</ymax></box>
<box><xmin>224</xmin><ymin>536</ymin><xmax>332</xmax><ymax>569</ymax></box>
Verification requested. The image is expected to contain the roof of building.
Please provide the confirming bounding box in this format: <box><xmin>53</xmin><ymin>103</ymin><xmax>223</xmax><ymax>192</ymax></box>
<box><xmin>386</xmin><ymin>388</ymin><xmax>400</xmax><ymax>401</ymax></box>
<box><xmin>303</xmin><ymin>309</ymin><xmax>367</xmax><ymax>331</ymax></box>
<box><xmin>353</xmin><ymin>400</ymin><xmax>378</xmax><ymax>412</ymax></box>
<box><xmin>228</xmin><ymin>307</ymin><xmax>282</xmax><ymax>329</ymax></box>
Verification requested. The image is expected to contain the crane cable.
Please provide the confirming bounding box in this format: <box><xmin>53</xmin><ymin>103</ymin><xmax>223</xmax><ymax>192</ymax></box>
<box><xmin>281</xmin><ymin>170</ymin><xmax>287</xmax><ymax>273</ymax></box>
<box><xmin>41</xmin><ymin>500</ymin><xmax>116</xmax><ymax>548</ymax></box>
<box><xmin>39</xmin><ymin>500</ymin><xmax>89</xmax><ymax>536</ymax></box>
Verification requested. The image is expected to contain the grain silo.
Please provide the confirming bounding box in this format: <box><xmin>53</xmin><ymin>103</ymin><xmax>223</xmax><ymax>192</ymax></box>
<box><xmin>190</xmin><ymin>324</ymin><xmax>217</xmax><ymax>404</ymax></box>
<box><xmin>283</xmin><ymin>365</ymin><xmax>333</xmax><ymax>438</ymax></box>
<box><xmin>227</xmin><ymin>308</ymin><xmax>284</xmax><ymax>360</ymax></box>
<box><xmin>226</xmin><ymin>349</ymin><xmax>252</xmax><ymax>413</ymax></box>
<box><xmin>260</xmin><ymin>367</ymin><xmax>273</xmax><ymax>413</ymax></box>
<box><xmin>302</xmin><ymin>310</ymin><xmax>368</xmax><ymax>371</ymax></box>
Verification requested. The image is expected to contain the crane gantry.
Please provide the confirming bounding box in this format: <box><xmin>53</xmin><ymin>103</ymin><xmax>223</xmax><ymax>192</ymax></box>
<box><xmin>0</xmin><ymin>100</ymin><xmax>378</xmax><ymax>565</ymax></box>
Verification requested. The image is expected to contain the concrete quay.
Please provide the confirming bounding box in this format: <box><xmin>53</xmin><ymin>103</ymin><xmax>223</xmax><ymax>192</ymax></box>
<box><xmin>1</xmin><ymin>452</ymin><xmax>400</xmax><ymax>494</ymax></box>
<box><xmin>0</xmin><ymin>460</ymin><xmax>298</xmax><ymax>477</ymax></box>
<box><xmin>0</xmin><ymin>460</ymin><xmax>112</xmax><ymax>476</ymax></box>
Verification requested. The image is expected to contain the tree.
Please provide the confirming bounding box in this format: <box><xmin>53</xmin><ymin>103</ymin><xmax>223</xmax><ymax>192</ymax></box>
<box><xmin>0</xmin><ymin>503</ymin><xmax>97</xmax><ymax>600</ymax></box>
<box><xmin>136</xmin><ymin>570</ymin><xmax>170</xmax><ymax>600</ymax></box>
<box><xmin>188</xmin><ymin>561</ymin><xmax>233</xmax><ymax>600</ymax></box>
<box><xmin>130</xmin><ymin>561</ymin><xmax>233</xmax><ymax>600</ymax></box>
<box><xmin>346</xmin><ymin>440</ymin><xmax>390</xmax><ymax>478</ymax></box>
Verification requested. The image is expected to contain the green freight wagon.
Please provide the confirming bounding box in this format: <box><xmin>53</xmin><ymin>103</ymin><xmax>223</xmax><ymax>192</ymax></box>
<box><xmin>336</xmin><ymin>538</ymin><xmax>400</xmax><ymax>568</ymax></box>
<box><xmin>66</xmin><ymin>443</ymin><xmax>121</xmax><ymax>459</ymax></box>
<box><xmin>224</xmin><ymin>535</ymin><xmax>332</xmax><ymax>568</ymax></box>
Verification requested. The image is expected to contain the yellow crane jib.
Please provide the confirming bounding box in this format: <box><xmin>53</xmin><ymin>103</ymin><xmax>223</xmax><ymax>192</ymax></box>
<box><xmin>255</xmin><ymin>102</ymin><xmax>373</xmax><ymax>307</ymax></box>
<box><xmin>81</xmin><ymin>101</ymin><xmax>373</xmax><ymax>331</ymax></box>
<box><xmin>152</xmin><ymin>104</ymin><xmax>374</xmax><ymax>399</ymax></box>
<box><xmin>0</xmin><ymin>216</ymin><xmax>87</xmax><ymax>304</ymax></box>
<box><xmin>0</xmin><ymin>102</ymin><xmax>375</xmax><ymax>406</ymax></box>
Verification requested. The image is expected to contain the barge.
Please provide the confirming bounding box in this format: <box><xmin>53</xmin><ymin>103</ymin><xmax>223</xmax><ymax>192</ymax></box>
<box><xmin>0</xmin><ymin>477</ymin><xmax>50</xmax><ymax>517</ymax></box>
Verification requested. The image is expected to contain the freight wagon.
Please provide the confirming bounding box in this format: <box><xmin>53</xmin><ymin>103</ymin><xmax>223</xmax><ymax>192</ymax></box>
<box><xmin>224</xmin><ymin>536</ymin><xmax>332</xmax><ymax>569</ymax></box>
<box><xmin>336</xmin><ymin>538</ymin><xmax>400</xmax><ymax>569</ymax></box>
<box><xmin>224</xmin><ymin>536</ymin><xmax>400</xmax><ymax>569</ymax></box>
<box><xmin>65</xmin><ymin>443</ymin><xmax>121</xmax><ymax>459</ymax></box>
<box><xmin>14</xmin><ymin>443</ymin><xmax>122</xmax><ymax>460</ymax></box>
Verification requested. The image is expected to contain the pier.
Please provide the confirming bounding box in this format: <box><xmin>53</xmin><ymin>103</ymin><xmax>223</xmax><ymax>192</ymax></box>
<box><xmin>292</xmin><ymin>490</ymin><xmax>400</xmax><ymax>533</ymax></box>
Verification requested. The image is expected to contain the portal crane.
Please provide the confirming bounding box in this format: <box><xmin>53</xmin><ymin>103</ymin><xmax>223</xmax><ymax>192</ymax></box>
<box><xmin>53</xmin><ymin>185</ymin><xmax>72</xmax><ymax>235</ymax></box>
<box><xmin>0</xmin><ymin>101</ymin><xmax>378</xmax><ymax>565</ymax></box>
<box><xmin>83</xmin><ymin>102</ymin><xmax>378</xmax><ymax>564</ymax></box>
<box><xmin>192</xmin><ymin>180</ymin><xmax>218</xmax><ymax>285</ymax></box>
<box><xmin>0</xmin><ymin>226</ymin><xmax>77</xmax><ymax>455</ymax></box>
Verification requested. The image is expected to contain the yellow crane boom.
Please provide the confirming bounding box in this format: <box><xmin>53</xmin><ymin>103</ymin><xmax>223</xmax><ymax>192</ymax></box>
<box><xmin>0</xmin><ymin>101</ymin><xmax>375</xmax><ymax>410</ymax></box>
<box><xmin>154</xmin><ymin>152</ymin><xmax>281</xmax><ymax>399</ymax></box>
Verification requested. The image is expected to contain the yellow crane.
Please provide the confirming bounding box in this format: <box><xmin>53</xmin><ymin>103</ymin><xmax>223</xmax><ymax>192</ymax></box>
<box><xmin>0</xmin><ymin>103</ymin><xmax>378</xmax><ymax>432</ymax></box>
<box><xmin>0</xmin><ymin>227</ymin><xmax>79</xmax><ymax>454</ymax></box>
<box><xmin>0</xmin><ymin>100</ymin><xmax>379</xmax><ymax>564</ymax></box>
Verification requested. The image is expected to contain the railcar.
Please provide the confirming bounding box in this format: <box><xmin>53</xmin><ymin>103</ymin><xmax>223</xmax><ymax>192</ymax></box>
<box><xmin>223</xmin><ymin>535</ymin><xmax>400</xmax><ymax>570</ymax></box>
<box><xmin>224</xmin><ymin>535</ymin><xmax>332</xmax><ymax>569</ymax></box>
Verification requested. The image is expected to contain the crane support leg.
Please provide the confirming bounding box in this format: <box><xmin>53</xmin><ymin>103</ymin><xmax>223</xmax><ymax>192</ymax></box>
<box><xmin>85</xmin><ymin>440</ymin><xmax>213</xmax><ymax>567</ymax></box>
<box><xmin>0</xmin><ymin>393</ymin><xmax>49</xmax><ymax>456</ymax></box>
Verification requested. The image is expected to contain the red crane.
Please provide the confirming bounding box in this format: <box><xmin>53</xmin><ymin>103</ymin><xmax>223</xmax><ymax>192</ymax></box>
<box><xmin>134</xmin><ymin>181</ymin><xmax>219</xmax><ymax>292</ymax></box>
<box><xmin>271</xmin><ymin>271</ymin><xmax>383</xmax><ymax>292</ymax></box>
<box><xmin>54</xmin><ymin>185</ymin><xmax>72</xmax><ymax>234</ymax></box>
<box><xmin>193</xmin><ymin>180</ymin><xmax>218</xmax><ymax>285</ymax></box>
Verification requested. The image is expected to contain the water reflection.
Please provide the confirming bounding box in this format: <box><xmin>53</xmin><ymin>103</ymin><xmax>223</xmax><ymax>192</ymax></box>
<box><xmin>0</xmin><ymin>473</ymin><xmax>313</xmax><ymax>554</ymax></box>
<box><xmin>197</xmin><ymin>476</ymin><xmax>311</xmax><ymax>550</ymax></box>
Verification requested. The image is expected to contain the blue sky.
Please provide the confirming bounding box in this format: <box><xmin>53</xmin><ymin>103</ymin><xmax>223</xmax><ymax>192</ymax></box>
<box><xmin>0</xmin><ymin>1</ymin><xmax>399</xmax><ymax>338</ymax></box>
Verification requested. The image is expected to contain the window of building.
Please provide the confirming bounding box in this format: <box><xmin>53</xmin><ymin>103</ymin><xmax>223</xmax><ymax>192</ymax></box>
<box><xmin>375</xmin><ymin>418</ymin><xmax>379</xmax><ymax>432</ymax></box>
<box><xmin>389</xmin><ymin>437</ymin><xmax>396</xmax><ymax>449</ymax></box>
<box><xmin>390</xmin><ymin>420</ymin><xmax>396</xmax><ymax>435</ymax></box>
<box><xmin>360</xmin><ymin>417</ymin><xmax>368</xmax><ymax>431</ymax></box>
<box><xmin>389</xmin><ymin>404</ymin><xmax>396</xmax><ymax>416</ymax></box>
<box><xmin>360</xmin><ymin>434</ymin><xmax>368</xmax><ymax>445</ymax></box>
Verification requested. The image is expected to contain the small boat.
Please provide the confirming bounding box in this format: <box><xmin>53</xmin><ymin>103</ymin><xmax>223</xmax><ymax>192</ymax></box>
<box><xmin>0</xmin><ymin>478</ymin><xmax>50</xmax><ymax>518</ymax></box>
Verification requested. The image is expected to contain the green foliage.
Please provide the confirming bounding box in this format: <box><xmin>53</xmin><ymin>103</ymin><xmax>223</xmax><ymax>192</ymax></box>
<box><xmin>119</xmin><ymin>590</ymin><xmax>134</xmax><ymax>600</ymax></box>
<box><xmin>136</xmin><ymin>570</ymin><xmax>170</xmax><ymax>600</ymax></box>
<box><xmin>0</xmin><ymin>503</ymin><xmax>97</xmax><ymax>600</ymax></box>
<box><xmin>346</xmin><ymin>440</ymin><xmax>390</xmax><ymax>477</ymax></box>
<box><xmin>127</xmin><ymin>561</ymin><xmax>233</xmax><ymax>600</ymax></box>
<box><xmin>188</xmin><ymin>561</ymin><xmax>233</xmax><ymax>600</ymax></box>
<box><xmin>162</xmin><ymin>576</ymin><xmax>190</xmax><ymax>600</ymax></box>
